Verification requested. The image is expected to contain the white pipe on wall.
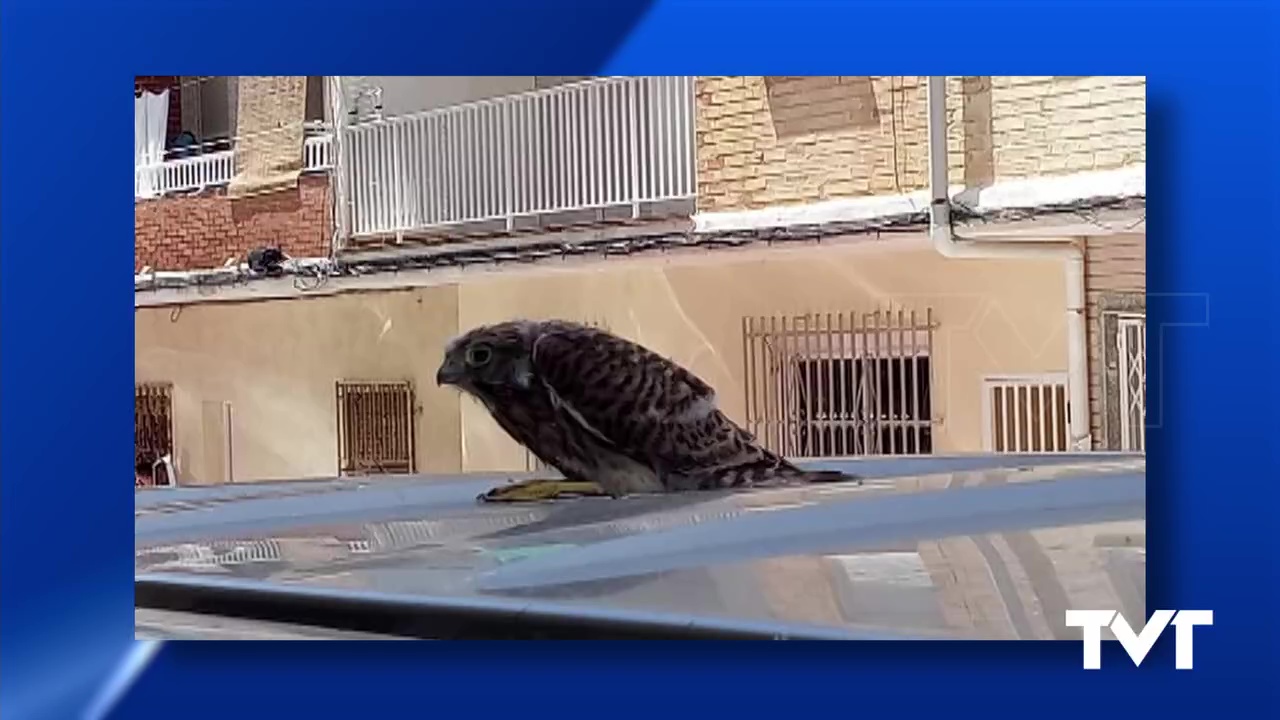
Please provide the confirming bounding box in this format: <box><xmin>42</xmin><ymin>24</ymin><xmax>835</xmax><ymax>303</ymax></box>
<box><xmin>925</xmin><ymin>76</ymin><xmax>1092</xmax><ymax>451</ymax></box>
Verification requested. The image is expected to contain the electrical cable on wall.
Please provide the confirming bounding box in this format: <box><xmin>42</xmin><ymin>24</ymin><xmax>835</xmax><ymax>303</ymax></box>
<box><xmin>134</xmin><ymin>193</ymin><xmax>1143</xmax><ymax>296</ymax></box>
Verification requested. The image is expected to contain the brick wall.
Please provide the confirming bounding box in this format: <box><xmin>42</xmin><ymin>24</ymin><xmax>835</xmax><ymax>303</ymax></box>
<box><xmin>987</xmin><ymin>76</ymin><xmax>1145</xmax><ymax>178</ymax></box>
<box><xmin>1084</xmin><ymin>233</ymin><xmax>1146</xmax><ymax>449</ymax></box>
<box><xmin>135</xmin><ymin>175</ymin><xmax>332</xmax><ymax>272</ymax></box>
<box><xmin>695</xmin><ymin>76</ymin><xmax>1145</xmax><ymax>212</ymax></box>
<box><xmin>697</xmin><ymin>76</ymin><xmax>913</xmax><ymax>211</ymax></box>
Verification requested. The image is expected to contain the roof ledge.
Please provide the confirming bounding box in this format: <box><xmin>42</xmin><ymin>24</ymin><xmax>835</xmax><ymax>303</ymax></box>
<box><xmin>693</xmin><ymin>164</ymin><xmax>1146</xmax><ymax>234</ymax></box>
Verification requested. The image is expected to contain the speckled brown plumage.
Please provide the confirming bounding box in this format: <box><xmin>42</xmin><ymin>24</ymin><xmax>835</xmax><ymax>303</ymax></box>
<box><xmin>435</xmin><ymin>319</ymin><xmax>858</xmax><ymax>497</ymax></box>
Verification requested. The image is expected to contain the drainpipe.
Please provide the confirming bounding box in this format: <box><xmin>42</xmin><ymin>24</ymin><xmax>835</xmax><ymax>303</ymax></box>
<box><xmin>926</xmin><ymin>77</ymin><xmax>1091</xmax><ymax>451</ymax></box>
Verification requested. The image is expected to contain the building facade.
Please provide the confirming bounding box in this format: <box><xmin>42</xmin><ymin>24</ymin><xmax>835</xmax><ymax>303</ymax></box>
<box><xmin>134</xmin><ymin>76</ymin><xmax>1146</xmax><ymax>486</ymax></box>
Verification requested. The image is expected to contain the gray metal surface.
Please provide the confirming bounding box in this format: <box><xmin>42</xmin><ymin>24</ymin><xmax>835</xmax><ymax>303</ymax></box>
<box><xmin>134</xmin><ymin>453</ymin><xmax>1134</xmax><ymax>544</ymax></box>
<box><xmin>474</xmin><ymin>471</ymin><xmax>1143</xmax><ymax>591</ymax></box>
<box><xmin>136</xmin><ymin>453</ymin><xmax>1146</xmax><ymax>640</ymax></box>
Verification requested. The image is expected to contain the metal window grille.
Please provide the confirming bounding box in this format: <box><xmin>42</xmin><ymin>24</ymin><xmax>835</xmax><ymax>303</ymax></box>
<box><xmin>982</xmin><ymin>374</ymin><xmax>1071</xmax><ymax>453</ymax></box>
<box><xmin>1116</xmin><ymin>315</ymin><xmax>1146</xmax><ymax>452</ymax></box>
<box><xmin>135</xmin><ymin>383</ymin><xmax>174</xmax><ymax>463</ymax></box>
<box><xmin>742</xmin><ymin>308</ymin><xmax>938</xmax><ymax>458</ymax></box>
<box><xmin>336</xmin><ymin>380</ymin><xmax>416</xmax><ymax>475</ymax></box>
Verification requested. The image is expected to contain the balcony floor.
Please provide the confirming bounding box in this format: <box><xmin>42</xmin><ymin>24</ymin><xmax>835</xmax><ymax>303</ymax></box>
<box><xmin>340</xmin><ymin>198</ymin><xmax>696</xmax><ymax>249</ymax></box>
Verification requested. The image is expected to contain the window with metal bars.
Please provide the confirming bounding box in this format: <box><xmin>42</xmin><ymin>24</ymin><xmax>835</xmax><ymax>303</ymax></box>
<box><xmin>336</xmin><ymin>380</ymin><xmax>416</xmax><ymax>475</ymax></box>
<box><xmin>136</xmin><ymin>383</ymin><xmax>174</xmax><ymax>461</ymax></box>
<box><xmin>136</xmin><ymin>383</ymin><xmax>174</xmax><ymax>487</ymax></box>
<box><xmin>743</xmin><ymin>308</ymin><xmax>938</xmax><ymax>458</ymax></box>
<box><xmin>981</xmin><ymin>374</ymin><xmax>1071</xmax><ymax>453</ymax></box>
<box><xmin>1114</xmin><ymin>314</ymin><xmax>1146</xmax><ymax>452</ymax></box>
<box><xmin>792</xmin><ymin>356</ymin><xmax>933</xmax><ymax>456</ymax></box>
<box><xmin>1097</xmin><ymin>296</ymin><xmax>1146</xmax><ymax>452</ymax></box>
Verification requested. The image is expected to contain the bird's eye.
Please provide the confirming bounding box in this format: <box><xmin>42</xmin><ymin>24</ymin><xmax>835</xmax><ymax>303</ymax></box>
<box><xmin>465</xmin><ymin>344</ymin><xmax>493</xmax><ymax>367</ymax></box>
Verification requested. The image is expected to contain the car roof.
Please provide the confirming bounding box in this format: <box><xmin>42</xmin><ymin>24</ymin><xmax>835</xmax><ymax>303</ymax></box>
<box><xmin>136</xmin><ymin>452</ymin><xmax>1145</xmax><ymax>639</ymax></box>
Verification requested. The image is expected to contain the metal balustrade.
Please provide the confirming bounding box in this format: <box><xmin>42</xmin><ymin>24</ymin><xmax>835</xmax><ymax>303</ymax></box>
<box><xmin>341</xmin><ymin>76</ymin><xmax>697</xmax><ymax>238</ymax></box>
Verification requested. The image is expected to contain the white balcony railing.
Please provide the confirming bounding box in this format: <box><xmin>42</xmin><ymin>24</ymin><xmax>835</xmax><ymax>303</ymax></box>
<box><xmin>341</xmin><ymin>76</ymin><xmax>696</xmax><ymax>238</ymax></box>
<box><xmin>304</xmin><ymin>134</ymin><xmax>333</xmax><ymax>171</ymax></box>
<box><xmin>134</xmin><ymin>134</ymin><xmax>333</xmax><ymax>199</ymax></box>
<box><xmin>134</xmin><ymin>77</ymin><xmax>697</xmax><ymax>241</ymax></box>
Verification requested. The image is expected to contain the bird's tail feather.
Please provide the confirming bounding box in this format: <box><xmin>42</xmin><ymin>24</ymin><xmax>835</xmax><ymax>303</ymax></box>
<box><xmin>761</xmin><ymin>465</ymin><xmax>861</xmax><ymax>486</ymax></box>
<box><xmin>789</xmin><ymin>468</ymin><xmax>859</xmax><ymax>484</ymax></box>
<box><xmin>707</xmin><ymin>460</ymin><xmax>861</xmax><ymax>490</ymax></box>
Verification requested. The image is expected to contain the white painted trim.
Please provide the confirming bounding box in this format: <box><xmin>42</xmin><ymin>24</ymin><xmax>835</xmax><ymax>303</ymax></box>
<box><xmin>693</xmin><ymin>191</ymin><xmax>933</xmax><ymax>234</ymax></box>
<box><xmin>692</xmin><ymin>164</ymin><xmax>1145</xmax><ymax>234</ymax></box>
<box><xmin>955</xmin><ymin>164</ymin><xmax>1144</xmax><ymax>212</ymax></box>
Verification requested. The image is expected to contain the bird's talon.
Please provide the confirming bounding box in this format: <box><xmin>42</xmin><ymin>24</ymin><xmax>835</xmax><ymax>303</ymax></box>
<box><xmin>478</xmin><ymin>478</ymin><xmax>608</xmax><ymax>503</ymax></box>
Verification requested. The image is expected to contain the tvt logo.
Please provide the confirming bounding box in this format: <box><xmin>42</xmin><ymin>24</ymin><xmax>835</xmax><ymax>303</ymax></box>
<box><xmin>1065</xmin><ymin>610</ymin><xmax>1213</xmax><ymax>669</ymax></box>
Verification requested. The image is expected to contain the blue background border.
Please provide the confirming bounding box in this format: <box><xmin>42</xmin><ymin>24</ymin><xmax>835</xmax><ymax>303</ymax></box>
<box><xmin>2</xmin><ymin>1</ymin><xmax>1277</xmax><ymax>718</ymax></box>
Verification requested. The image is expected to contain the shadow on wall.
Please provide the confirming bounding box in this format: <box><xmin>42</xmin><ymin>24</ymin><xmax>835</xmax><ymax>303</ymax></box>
<box><xmin>764</xmin><ymin>76</ymin><xmax>881</xmax><ymax>139</ymax></box>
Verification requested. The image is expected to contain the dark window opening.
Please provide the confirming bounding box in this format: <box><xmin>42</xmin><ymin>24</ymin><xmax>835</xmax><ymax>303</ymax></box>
<box><xmin>793</xmin><ymin>356</ymin><xmax>933</xmax><ymax>457</ymax></box>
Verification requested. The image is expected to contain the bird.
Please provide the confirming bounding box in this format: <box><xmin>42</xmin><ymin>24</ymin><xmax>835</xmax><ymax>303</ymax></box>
<box><xmin>435</xmin><ymin>319</ymin><xmax>860</xmax><ymax>503</ymax></box>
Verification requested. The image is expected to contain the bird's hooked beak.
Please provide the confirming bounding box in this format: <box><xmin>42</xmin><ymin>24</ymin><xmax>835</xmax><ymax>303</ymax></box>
<box><xmin>435</xmin><ymin>355</ymin><xmax>466</xmax><ymax>387</ymax></box>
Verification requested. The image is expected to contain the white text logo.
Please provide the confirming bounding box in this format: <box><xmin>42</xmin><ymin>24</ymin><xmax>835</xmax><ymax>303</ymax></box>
<box><xmin>1064</xmin><ymin>610</ymin><xmax>1213</xmax><ymax>669</ymax></box>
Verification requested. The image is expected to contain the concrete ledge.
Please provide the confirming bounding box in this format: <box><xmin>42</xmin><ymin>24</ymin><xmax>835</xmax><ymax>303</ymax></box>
<box><xmin>693</xmin><ymin>165</ymin><xmax>1146</xmax><ymax>234</ymax></box>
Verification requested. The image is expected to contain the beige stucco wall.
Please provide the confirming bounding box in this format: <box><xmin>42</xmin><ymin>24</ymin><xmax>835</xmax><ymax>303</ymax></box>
<box><xmin>453</xmin><ymin>239</ymin><xmax>1069</xmax><ymax>472</ymax></box>
<box><xmin>136</xmin><ymin>285</ymin><xmax>463</xmax><ymax>485</ymax></box>
<box><xmin>136</xmin><ymin>239</ymin><xmax>1072</xmax><ymax>484</ymax></box>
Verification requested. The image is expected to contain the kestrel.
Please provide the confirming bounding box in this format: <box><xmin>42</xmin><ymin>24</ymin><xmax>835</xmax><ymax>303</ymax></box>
<box><xmin>436</xmin><ymin>319</ymin><xmax>859</xmax><ymax>502</ymax></box>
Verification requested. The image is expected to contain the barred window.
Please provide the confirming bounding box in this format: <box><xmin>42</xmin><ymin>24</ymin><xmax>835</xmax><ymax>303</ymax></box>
<box><xmin>982</xmin><ymin>375</ymin><xmax>1071</xmax><ymax>453</ymax></box>
<box><xmin>1112</xmin><ymin>313</ymin><xmax>1146</xmax><ymax>452</ymax></box>
<box><xmin>136</xmin><ymin>383</ymin><xmax>174</xmax><ymax>462</ymax></box>
<box><xmin>136</xmin><ymin>383</ymin><xmax>174</xmax><ymax>487</ymax></box>
<box><xmin>743</xmin><ymin>308</ymin><xmax>937</xmax><ymax>458</ymax></box>
<box><xmin>336</xmin><ymin>380</ymin><xmax>416</xmax><ymax>475</ymax></box>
